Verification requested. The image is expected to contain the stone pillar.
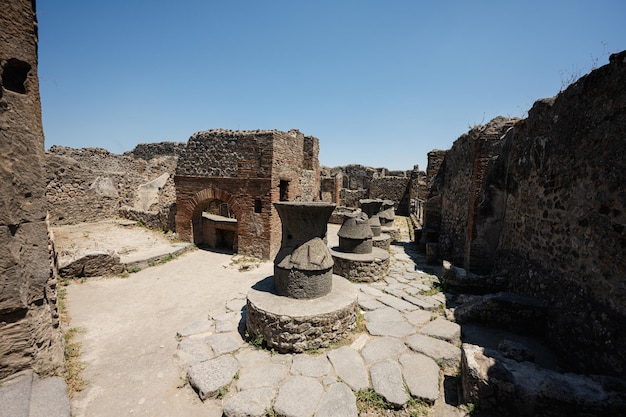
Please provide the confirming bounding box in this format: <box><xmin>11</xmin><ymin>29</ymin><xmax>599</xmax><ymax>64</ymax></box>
<box><xmin>273</xmin><ymin>202</ymin><xmax>336</xmax><ymax>299</ymax></box>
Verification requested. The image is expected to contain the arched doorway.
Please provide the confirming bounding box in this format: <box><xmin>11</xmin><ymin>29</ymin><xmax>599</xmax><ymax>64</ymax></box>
<box><xmin>191</xmin><ymin>198</ymin><xmax>238</xmax><ymax>251</ymax></box>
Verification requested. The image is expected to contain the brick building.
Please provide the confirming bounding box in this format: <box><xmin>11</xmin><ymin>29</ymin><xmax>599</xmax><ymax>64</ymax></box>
<box><xmin>174</xmin><ymin>129</ymin><xmax>320</xmax><ymax>259</ymax></box>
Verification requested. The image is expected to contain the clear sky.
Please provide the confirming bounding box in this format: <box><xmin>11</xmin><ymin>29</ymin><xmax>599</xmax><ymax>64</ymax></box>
<box><xmin>37</xmin><ymin>1</ymin><xmax>625</xmax><ymax>171</ymax></box>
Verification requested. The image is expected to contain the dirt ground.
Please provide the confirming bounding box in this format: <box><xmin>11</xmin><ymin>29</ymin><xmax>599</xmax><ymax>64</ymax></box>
<box><xmin>61</xmin><ymin>221</ymin><xmax>342</xmax><ymax>417</ymax></box>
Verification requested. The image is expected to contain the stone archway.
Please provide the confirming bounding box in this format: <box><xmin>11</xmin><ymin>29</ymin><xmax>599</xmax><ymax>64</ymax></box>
<box><xmin>177</xmin><ymin>186</ymin><xmax>243</xmax><ymax>247</ymax></box>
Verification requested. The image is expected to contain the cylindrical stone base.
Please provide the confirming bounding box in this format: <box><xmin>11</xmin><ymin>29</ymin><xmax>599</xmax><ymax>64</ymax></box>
<box><xmin>338</xmin><ymin>236</ymin><xmax>373</xmax><ymax>254</ymax></box>
<box><xmin>246</xmin><ymin>275</ymin><xmax>358</xmax><ymax>353</ymax></box>
<box><xmin>372</xmin><ymin>233</ymin><xmax>392</xmax><ymax>251</ymax></box>
<box><xmin>330</xmin><ymin>247</ymin><xmax>390</xmax><ymax>283</ymax></box>
<box><xmin>274</xmin><ymin>266</ymin><xmax>333</xmax><ymax>299</ymax></box>
<box><xmin>381</xmin><ymin>226</ymin><xmax>400</xmax><ymax>241</ymax></box>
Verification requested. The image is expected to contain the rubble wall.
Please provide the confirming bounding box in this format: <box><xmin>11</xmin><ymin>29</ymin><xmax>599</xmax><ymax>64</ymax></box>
<box><xmin>490</xmin><ymin>52</ymin><xmax>626</xmax><ymax>377</ymax></box>
<box><xmin>45</xmin><ymin>145</ymin><xmax>179</xmax><ymax>230</ymax></box>
<box><xmin>0</xmin><ymin>0</ymin><xmax>64</xmax><ymax>378</ymax></box>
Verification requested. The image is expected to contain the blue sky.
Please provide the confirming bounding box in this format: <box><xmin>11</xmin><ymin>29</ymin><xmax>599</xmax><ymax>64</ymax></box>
<box><xmin>37</xmin><ymin>1</ymin><xmax>625</xmax><ymax>170</ymax></box>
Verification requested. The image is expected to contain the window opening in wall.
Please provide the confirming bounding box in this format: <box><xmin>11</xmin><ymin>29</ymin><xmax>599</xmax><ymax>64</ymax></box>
<box><xmin>254</xmin><ymin>199</ymin><xmax>262</xmax><ymax>213</ymax></box>
<box><xmin>279</xmin><ymin>180</ymin><xmax>289</xmax><ymax>201</ymax></box>
<box><xmin>2</xmin><ymin>58</ymin><xmax>31</xmax><ymax>94</ymax></box>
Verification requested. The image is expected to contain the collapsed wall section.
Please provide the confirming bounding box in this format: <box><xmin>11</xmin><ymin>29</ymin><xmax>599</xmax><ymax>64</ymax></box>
<box><xmin>0</xmin><ymin>0</ymin><xmax>64</xmax><ymax>378</ymax></box>
<box><xmin>46</xmin><ymin>144</ymin><xmax>179</xmax><ymax>230</ymax></box>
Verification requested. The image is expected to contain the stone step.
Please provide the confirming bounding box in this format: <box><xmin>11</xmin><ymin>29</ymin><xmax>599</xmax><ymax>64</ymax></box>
<box><xmin>0</xmin><ymin>370</ymin><xmax>70</xmax><ymax>417</ymax></box>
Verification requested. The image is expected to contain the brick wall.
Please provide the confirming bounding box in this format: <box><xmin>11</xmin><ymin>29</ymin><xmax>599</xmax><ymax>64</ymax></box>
<box><xmin>175</xmin><ymin>129</ymin><xmax>320</xmax><ymax>259</ymax></box>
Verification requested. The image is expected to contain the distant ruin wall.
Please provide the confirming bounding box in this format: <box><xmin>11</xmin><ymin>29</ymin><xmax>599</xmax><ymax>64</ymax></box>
<box><xmin>45</xmin><ymin>145</ymin><xmax>178</xmax><ymax>229</ymax></box>
<box><xmin>321</xmin><ymin>164</ymin><xmax>422</xmax><ymax>214</ymax></box>
<box><xmin>0</xmin><ymin>0</ymin><xmax>64</xmax><ymax>378</ymax></box>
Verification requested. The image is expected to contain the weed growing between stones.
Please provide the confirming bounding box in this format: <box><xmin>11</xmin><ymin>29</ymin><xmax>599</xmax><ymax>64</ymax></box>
<box><xmin>355</xmin><ymin>389</ymin><xmax>393</xmax><ymax>413</ymax></box>
<box><xmin>265</xmin><ymin>407</ymin><xmax>276</xmax><ymax>417</ymax></box>
<box><xmin>58</xmin><ymin>281</ymin><xmax>88</xmax><ymax>396</ymax></box>
<box><xmin>64</xmin><ymin>327</ymin><xmax>87</xmax><ymax>396</ymax></box>
<box><xmin>127</xmin><ymin>265</ymin><xmax>142</xmax><ymax>273</ymax></box>
<box><xmin>216</xmin><ymin>384</ymin><xmax>229</xmax><ymax>399</ymax></box>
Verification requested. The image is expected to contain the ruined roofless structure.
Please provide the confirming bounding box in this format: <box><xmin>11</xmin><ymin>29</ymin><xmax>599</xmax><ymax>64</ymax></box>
<box><xmin>174</xmin><ymin>128</ymin><xmax>321</xmax><ymax>259</ymax></box>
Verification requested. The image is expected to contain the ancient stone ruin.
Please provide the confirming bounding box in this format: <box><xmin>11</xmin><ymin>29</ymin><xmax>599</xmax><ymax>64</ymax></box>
<box><xmin>245</xmin><ymin>202</ymin><xmax>358</xmax><ymax>352</ymax></box>
<box><xmin>174</xmin><ymin>129</ymin><xmax>321</xmax><ymax>259</ymax></box>
<box><xmin>321</xmin><ymin>164</ymin><xmax>426</xmax><ymax>217</ymax></box>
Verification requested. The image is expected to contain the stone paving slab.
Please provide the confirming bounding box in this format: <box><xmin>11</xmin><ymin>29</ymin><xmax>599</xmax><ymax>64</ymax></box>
<box><xmin>370</xmin><ymin>359</ymin><xmax>408</xmax><ymax>407</ymax></box>
<box><xmin>327</xmin><ymin>347</ymin><xmax>369</xmax><ymax>392</ymax></box>
<box><xmin>402</xmin><ymin>293</ymin><xmax>441</xmax><ymax>310</ymax></box>
<box><xmin>273</xmin><ymin>376</ymin><xmax>324</xmax><ymax>417</ymax></box>
<box><xmin>360</xmin><ymin>286</ymin><xmax>385</xmax><ymax>298</ymax></box>
<box><xmin>236</xmin><ymin>363</ymin><xmax>287</xmax><ymax>391</ymax></box>
<box><xmin>290</xmin><ymin>354</ymin><xmax>332</xmax><ymax>378</ymax></box>
<box><xmin>29</xmin><ymin>376</ymin><xmax>71</xmax><ymax>417</ymax></box>
<box><xmin>223</xmin><ymin>386</ymin><xmax>276</xmax><ymax>417</ymax></box>
<box><xmin>0</xmin><ymin>370</ymin><xmax>33</xmax><ymax>417</ymax></box>
<box><xmin>404</xmin><ymin>310</ymin><xmax>433</xmax><ymax>327</ymax></box>
<box><xmin>187</xmin><ymin>354</ymin><xmax>240</xmax><ymax>400</ymax></box>
<box><xmin>359</xmin><ymin>298</ymin><xmax>386</xmax><ymax>311</ymax></box>
<box><xmin>204</xmin><ymin>333</ymin><xmax>242</xmax><ymax>355</ymax></box>
<box><xmin>400</xmin><ymin>352</ymin><xmax>440</xmax><ymax>403</ymax></box>
<box><xmin>420</xmin><ymin>317</ymin><xmax>461</xmax><ymax>344</ymax></box>
<box><xmin>378</xmin><ymin>294</ymin><xmax>418</xmax><ymax>312</ymax></box>
<box><xmin>178</xmin><ymin>337</ymin><xmax>215</xmax><ymax>362</ymax></box>
<box><xmin>361</xmin><ymin>337</ymin><xmax>408</xmax><ymax>365</ymax></box>
<box><xmin>315</xmin><ymin>382</ymin><xmax>358</xmax><ymax>417</ymax></box>
<box><xmin>225</xmin><ymin>298</ymin><xmax>247</xmax><ymax>312</ymax></box>
<box><xmin>405</xmin><ymin>334</ymin><xmax>462</xmax><ymax>368</ymax></box>
<box><xmin>176</xmin><ymin>319</ymin><xmax>214</xmax><ymax>338</ymax></box>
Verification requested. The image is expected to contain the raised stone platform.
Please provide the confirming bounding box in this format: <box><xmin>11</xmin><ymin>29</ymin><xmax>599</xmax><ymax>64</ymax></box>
<box><xmin>372</xmin><ymin>233</ymin><xmax>391</xmax><ymax>250</ymax></box>
<box><xmin>246</xmin><ymin>275</ymin><xmax>358</xmax><ymax>353</ymax></box>
<box><xmin>330</xmin><ymin>247</ymin><xmax>390</xmax><ymax>282</ymax></box>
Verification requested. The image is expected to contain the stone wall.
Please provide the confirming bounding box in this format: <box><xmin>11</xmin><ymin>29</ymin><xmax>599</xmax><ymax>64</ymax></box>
<box><xmin>45</xmin><ymin>144</ymin><xmax>179</xmax><ymax>230</ymax></box>
<box><xmin>0</xmin><ymin>0</ymin><xmax>64</xmax><ymax>378</ymax></box>
<box><xmin>488</xmin><ymin>52</ymin><xmax>626</xmax><ymax>377</ymax></box>
<box><xmin>431</xmin><ymin>117</ymin><xmax>519</xmax><ymax>270</ymax></box>
<box><xmin>425</xmin><ymin>52</ymin><xmax>626</xmax><ymax>377</ymax></box>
